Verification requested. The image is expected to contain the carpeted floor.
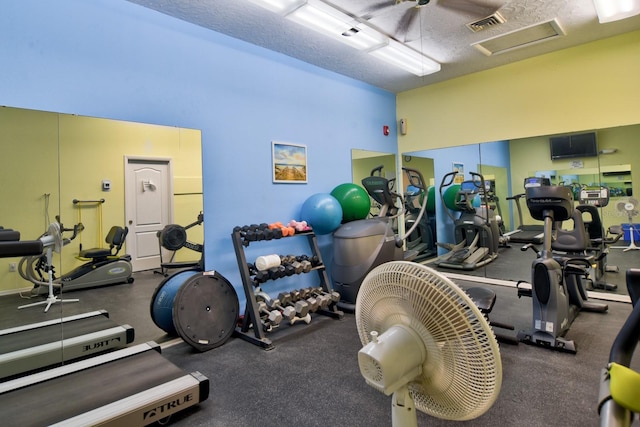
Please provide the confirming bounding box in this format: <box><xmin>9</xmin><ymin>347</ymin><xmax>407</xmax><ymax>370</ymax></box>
<box><xmin>428</xmin><ymin>238</ymin><xmax>639</xmax><ymax>297</ymax></box>
<box><xmin>1</xmin><ymin>268</ymin><xmax>638</xmax><ymax>426</ymax></box>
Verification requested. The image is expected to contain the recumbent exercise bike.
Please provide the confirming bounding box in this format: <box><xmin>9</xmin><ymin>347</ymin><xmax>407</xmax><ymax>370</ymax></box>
<box><xmin>517</xmin><ymin>185</ymin><xmax>607</xmax><ymax>353</ymax></box>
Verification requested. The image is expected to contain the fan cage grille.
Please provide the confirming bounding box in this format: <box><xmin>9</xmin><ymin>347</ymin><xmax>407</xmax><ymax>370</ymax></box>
<box><xmin>356</xmin><ymin>261</ymin><xmax>502</xmax><ymax>421</ymax></box>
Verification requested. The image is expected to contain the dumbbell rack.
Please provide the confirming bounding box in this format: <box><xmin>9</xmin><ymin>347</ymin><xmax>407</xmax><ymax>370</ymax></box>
<box><xmin>231</xmin><ymin>227</ymin><xmax>343</xmax><ymax>350</ymax></box>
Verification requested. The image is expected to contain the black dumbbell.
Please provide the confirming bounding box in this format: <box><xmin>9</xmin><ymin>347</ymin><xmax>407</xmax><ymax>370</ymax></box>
<box><xmin>268</xmin><ymin>265</ymin><xmax>286</xmax><ymax>280</ymax></box>
<box><xmin>247</xmin><ymin>263</ymin><xmax>270</xmax><ymax>283</ymax></box>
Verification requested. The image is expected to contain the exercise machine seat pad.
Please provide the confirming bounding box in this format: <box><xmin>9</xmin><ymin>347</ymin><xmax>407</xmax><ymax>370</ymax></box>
<box><xmin>0</xmin><ymin>240</ymin><xmax>44</xmax><ymax>258</ymax></box>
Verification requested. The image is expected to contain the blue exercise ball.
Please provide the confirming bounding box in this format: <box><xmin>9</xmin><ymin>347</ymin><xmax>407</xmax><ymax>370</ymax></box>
<box><xmin>300</xmin><ymin>193</ymin><xmax>343</xmax><ymax>235</ymax></box>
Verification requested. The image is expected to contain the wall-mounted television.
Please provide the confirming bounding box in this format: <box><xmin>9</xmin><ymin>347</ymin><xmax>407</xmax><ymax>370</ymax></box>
<box><xmin>550</xmin><ymin>132</ymin><xmax>598</xmax><ymax>160</ymax></box>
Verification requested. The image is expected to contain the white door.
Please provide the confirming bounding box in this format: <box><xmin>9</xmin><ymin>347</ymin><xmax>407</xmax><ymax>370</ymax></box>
<box><xmin>125</xmin><ymin>157</ymin><xmax>173</xmax><ymax>272</ymax></box>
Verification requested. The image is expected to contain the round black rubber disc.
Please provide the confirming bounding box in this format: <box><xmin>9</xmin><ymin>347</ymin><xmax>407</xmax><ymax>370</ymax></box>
<box><xmin>171</xmin><ymin>271</ymin><xmax>239</xmax><ymax>352</ymax></box>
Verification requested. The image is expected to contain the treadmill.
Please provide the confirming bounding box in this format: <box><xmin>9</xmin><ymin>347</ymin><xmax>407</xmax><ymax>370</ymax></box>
<box><xmin>0</xmin><ymin>342</ymin><xmax>209</xmax><ymax>426</ymax></box>
<box><xmin>504</xmin><ymin>177</ymin><xmax>549</xmax><ymax>244</ymax></box>
<box><xmin>0</xmin><ymin>310</ymin><xmax>134</xmax><ymax>380</ymax></box>
<box><xmin>0</xmin><ymin>229</ymin><xmax>209</xmax><ymax>424</ymax></box>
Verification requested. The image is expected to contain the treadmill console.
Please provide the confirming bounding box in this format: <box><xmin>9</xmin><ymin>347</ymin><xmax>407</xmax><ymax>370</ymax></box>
<box><xmin>579</xmin><ymin>187</ymin><xmax>609</xmax><ymax>207</ymax></box>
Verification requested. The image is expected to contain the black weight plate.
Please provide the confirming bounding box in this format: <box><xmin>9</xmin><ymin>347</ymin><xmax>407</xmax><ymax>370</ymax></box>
<box><xmin>172</xmin><ymin>271</ymin><xmax>239</xmax><ymax>352</ymax></box>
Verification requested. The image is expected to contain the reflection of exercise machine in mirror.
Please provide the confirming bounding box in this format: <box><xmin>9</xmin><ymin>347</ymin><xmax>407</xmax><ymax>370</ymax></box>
<box><xmin>504</xmin><ymin>177</ymin><xmax>548</xmax><ymax>245</ymax></box>
<box><xmin>0</xmin><ymin>228</ymin><xmax>135</xmax><ymax>380</ymax></box>
<box><xmin>155</xmin><ymin>212</ymin><xmax>204</xmax><ymax>277</ymax></box>
<box><xmin>18</xmin><ymin>221</ymin><xmax>80</xmax><ymax>312</ymax></box>
<box><xmin>575</xmin><ymin>187</ymin><xmax>623</xmax><ymax>291</ymax></box>
<box><xmin>433</xmin><ymin>171</ymin><xmax>500</xmax><ymax>271</ymax></box>
<box><xmin>403</xmin><ymin>169</ymin><xmax>437</xmax><ymax>261</ymax></box>
<box><xmin>20</xmin><ymin>220</ymin><xmax>133</xmax><ymax>297</ymax></box>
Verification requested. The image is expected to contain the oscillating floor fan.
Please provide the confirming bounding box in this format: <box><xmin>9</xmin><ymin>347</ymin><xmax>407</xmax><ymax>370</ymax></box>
<box><xmin>616</xmin><ymin>198</ymin><xmax>639</xmax><ymax>252</ymax></box>
<box><xmin>356</xmin><ymin>261</ymin><xmax>502</xmax><ymax>426</ymax></box>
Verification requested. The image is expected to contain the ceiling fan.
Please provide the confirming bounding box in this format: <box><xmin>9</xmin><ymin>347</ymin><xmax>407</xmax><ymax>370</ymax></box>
<box><xmin>363</xmin><ymin>0</ymin><xmax>501</xmax><ymax>41</ymax></box>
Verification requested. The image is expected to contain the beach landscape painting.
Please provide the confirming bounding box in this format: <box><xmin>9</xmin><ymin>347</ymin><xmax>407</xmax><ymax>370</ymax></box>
<box><xmin>272</xmin><ymin>142</ymin><xmax>307</xmax><ymax>184</ymax></box>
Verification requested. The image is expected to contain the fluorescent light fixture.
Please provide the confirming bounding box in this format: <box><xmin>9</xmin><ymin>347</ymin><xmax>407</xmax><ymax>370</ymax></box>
<box><xmin>592</xmin><ymin>0</ymin><xmax>640</xmax><ymax>23</ymax></box>
<box><xmin>248</xmin><ymin>0</ymin><xmax>441</xmax><ymax>76</ymax></box>
<box><xmin>248</xmin><ymin>0</ymin><xmax>305</xmax><ymax>14</ymax></box>
<box><xmin>287</xmin><ymin>0</ymin><xmax>386</xmax><ymax>50</ymax></box>
<box><xmin>369</xmin><ymin>39</ymin><xmax>441</xmax><ymax>76</ymax></box>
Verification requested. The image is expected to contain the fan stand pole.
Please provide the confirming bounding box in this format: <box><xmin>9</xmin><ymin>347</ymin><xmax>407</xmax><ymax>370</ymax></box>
<box><xmin>391</xmin><ymin>385</ymin><xmax>418</xmax><ymax>427</ymax></box>
<box><xmin>624</xmin><ymin>222</ymin><xmax>639</xmax><ymax>252</ymax></box>
<box><xmin>18</xmin><ymin>247</ymin><xmax>79</xmax><ymax>313</ymax></box>
<box><xmin>623</xmin><ymin>215</ymin><xmax>640</xmax><ymax>252</ymax></box>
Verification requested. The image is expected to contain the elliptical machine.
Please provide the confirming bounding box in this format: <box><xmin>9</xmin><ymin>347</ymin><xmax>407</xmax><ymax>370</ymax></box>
<box><xmin>433</xmin><ymin>171</ymin><xmax>500</xmax><ymax>270</ymax></box>
<box><xmin>404</xmin><ymin>176</ymin><xmax>437</xmax><ymax>261</ymax></box>
<box><xmin>517</xmin><ymin>185</ymin><xmax>607</xmax><ymax>353</ymax></box>
<box><xmin>331</xmin><ymin>165</ymin><xmax>429</xmax><ymax>311</ymax></box>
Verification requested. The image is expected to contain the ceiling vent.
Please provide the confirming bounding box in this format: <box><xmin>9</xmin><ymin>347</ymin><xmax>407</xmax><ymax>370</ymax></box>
<box><xmin>466</xmin><ymin>11</ymin><xmax>506</xmax><ymax>33</ymax></box>
<box><xmin>472</xmin><ymin>18</ymin><xmax>565</xmax><ymax>56</ymax></box>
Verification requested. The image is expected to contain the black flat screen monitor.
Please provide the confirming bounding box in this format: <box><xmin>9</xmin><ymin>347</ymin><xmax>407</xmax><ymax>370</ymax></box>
<box><xmin>550</xmin><ymin>132</ymin><xmax>597</xmax><ymax>160</ymax></box>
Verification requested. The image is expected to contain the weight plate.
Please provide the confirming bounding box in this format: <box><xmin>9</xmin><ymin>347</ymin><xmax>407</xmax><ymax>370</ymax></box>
<box><xmin>172</xmin><ymin>271</ymin><xmax>239</xmax><ymax>352</ymax></box>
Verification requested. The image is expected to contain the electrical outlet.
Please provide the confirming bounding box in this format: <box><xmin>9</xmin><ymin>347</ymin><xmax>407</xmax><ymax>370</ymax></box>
<box><xmin>8</xmin><ymin>262</ymin><xmax>17</xmax><ymax>272</ymax></box>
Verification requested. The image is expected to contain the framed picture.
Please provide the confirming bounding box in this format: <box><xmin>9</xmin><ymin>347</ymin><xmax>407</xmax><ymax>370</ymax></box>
<box><xmin>272</xmin><ymin>142</ymin><xmax>308</xmax><ymax>184</ymax></box>
<box><xmin>452</xmin><ymin>161</ymin><xmax>464</xmax><ymax>184</ymax></box>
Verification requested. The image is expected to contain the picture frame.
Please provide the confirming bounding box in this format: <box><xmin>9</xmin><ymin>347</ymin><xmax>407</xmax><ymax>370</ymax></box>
<box><xmin>272</xmin><ymin>142</ymin><xmax>308</xmax><ymax>184</ymax></box>
<box><xmin>452</xmin><ymin>161</ymin><xmax>464</xmax><ymax>184</ymax></box>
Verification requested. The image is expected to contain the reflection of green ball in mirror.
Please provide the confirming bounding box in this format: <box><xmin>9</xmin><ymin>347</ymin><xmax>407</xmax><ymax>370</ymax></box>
<box><xmin>426</xmin><ymin>186</ymin><xmax>436</xmax><ymax>214</ymax></box>
<box><xmin>330</xmin><ymin>183</ymin><xmax>370</xmax><ymax>222</ymax></box>
<box><xmin>442</xmin><ymin>184</ymin><xmax>462</xmax><ymax>211</ymax></box>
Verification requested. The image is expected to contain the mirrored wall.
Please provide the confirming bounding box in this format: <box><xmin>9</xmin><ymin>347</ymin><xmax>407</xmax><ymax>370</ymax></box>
<box><xmin>351</xmin><ymin>124</ymin><xmax>639</xmax><ymax>299</ymax></box>
<box><xmin>0</xmin><ymin>106</ymin><xmax>202</xmax><ymax>380</ymax></box>
<box><xmin>398</xmin><ymin>124</ymin><xmax>640</xmax><ymax>297</ymax></box>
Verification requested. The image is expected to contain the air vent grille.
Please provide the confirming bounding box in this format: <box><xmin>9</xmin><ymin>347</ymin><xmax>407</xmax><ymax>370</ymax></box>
<box><xmin>466</xmin><ymin>11</ymin><xmax>506</xmax><ymax>33</ymax></box>
<box><xmin>472</xmin><ymin>19</ymin><xmax>565</xmax><ymax>56</ymax></box>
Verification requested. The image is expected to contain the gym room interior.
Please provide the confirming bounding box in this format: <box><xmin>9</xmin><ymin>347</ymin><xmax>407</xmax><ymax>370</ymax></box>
<box><xmin>1</xmin><ymin>1</ymin><xmax>640</xmax><ymax>426</ymax></box>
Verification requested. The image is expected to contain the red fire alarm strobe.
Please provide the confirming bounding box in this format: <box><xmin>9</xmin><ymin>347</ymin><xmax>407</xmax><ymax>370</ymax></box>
<box><xmin>383</xmin><ymin>125</ymin><xmax>390</xmax><ymax>136</ymax></box>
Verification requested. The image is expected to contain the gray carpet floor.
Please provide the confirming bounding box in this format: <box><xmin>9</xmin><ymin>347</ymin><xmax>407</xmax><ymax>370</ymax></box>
<box><xmin>2</xmin><ymin>268</ymin><xmax>639</xmax><ymax>426</ymax></box>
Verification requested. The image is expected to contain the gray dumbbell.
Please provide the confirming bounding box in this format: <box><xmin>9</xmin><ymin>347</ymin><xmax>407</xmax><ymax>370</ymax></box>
<box><xmin>257</xmin><ymin>301</ymin><xmax>283</xmax><ymax>326</ymax></box>
<box><xmin>266</xmin><ymin>298</ymin><xmax>296</xmax><ymax>321</ymax></box>
<box><xmin>311</xmin><ymin>287</ymin><xmax>340</xmax><ymax>303</ymax></box>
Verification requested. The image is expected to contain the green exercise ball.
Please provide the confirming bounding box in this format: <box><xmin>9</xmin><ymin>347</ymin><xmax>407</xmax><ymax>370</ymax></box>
<box><xmin>331</xmin><ymin>183</ymin><xmax>370</xmax><ymax>222</ymax></box>
<box><xmin>442</xmin><ymin>184</ymin><xmax>462</xmax><ymax>211</ymax></box>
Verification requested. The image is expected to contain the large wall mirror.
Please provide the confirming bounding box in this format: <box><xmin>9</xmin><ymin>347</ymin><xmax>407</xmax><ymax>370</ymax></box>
<box><xmin>402</xmin><ymin>124</ymin><xmax>640</xmax><ymax>299</ymax></box>
<box><xmin>351</xmin><ymin>149</ymin><xmax>397</xmax><ymax>219</ymax></box>
<box><xmin>0</xmin><ymin>106</ymin><xmax>202</xmax><ymax>381</ymax></box>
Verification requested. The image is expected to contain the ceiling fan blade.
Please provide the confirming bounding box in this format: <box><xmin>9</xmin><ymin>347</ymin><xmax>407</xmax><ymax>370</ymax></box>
<box><xmin>397</xmin><ymin>7</ymin><xmax>420</xmax><ymax>40</ymax></box>
<box><xmin>437</xmin><ymin>0</ymin><xmax>499</xmax><ymax>16</ymax></box>
<box><xmin>361</xmin><ymin>0</ymin><xmax>397</xmax><ymax>19</ymax></box>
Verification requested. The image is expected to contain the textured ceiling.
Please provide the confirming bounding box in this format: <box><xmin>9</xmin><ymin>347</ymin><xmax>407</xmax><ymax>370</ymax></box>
<box><xmin>126</xmin><ymin>0</ymin><xmax>640</xmax><ymax>93</ymax></box>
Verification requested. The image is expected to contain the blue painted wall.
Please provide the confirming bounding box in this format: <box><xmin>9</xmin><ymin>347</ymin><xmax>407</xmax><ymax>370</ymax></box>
<box><xmin>0</xmin><ymin>0</ymin><xmax>398</xmax><ymax>307</ymax></box>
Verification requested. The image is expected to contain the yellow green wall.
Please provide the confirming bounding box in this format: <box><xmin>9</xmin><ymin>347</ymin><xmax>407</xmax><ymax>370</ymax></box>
<box><xmin>397</xmin><ymin>30</ymin><xmax>640</xmax><ymax>152</ymax></box>
<box><xmin>510</xmin><ymin>124</ymin><xmax>640</xmax><ymax>229</ymax></box>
